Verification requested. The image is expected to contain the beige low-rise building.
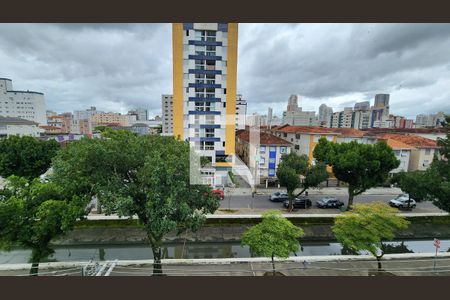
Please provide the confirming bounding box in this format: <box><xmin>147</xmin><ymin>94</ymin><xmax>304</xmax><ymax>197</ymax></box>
<box><xmin>377</xmin><ymin>134</ymin><xmax>439</xmax><ymax>171</ymax></box>
<box><xmin>273</xmin><ymin>125</ymin><xmax>339</xmax><ymax>164</ymax></box>
<box><xmin>91</xmin><ymin>112</ymin><xmax>135</xmax><ymax>127</ymax></box>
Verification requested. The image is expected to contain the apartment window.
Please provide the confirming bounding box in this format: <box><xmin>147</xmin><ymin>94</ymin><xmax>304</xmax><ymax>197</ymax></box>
<box><xmin>295</xmin><ymin>145</ymin><xmax>300</xmax><ymax>150</ymax></box>
<box><xmin>425</xmin><ymin>149</ymin><xmax>431</xmax><ymax>155</ymax></box>
<box><xmin>201</xmin><ymin>141</ymin><xmax>214</xmax><ymax>150</ymax></box>
<box><xmin>394</xmin><ymin>150</ymin><xmax>401</xmax><ymax>156</ymax></box>
<box><xmin>223</xmin><ymin>141</ymin><xmax>226</xmax><ymax>147</ymax></box>
<box><xmin>260</xmin><ymin>157</ymin><xmax>265</xmax><ymax>165</ymax></box>
<box><xmin>194</xmin><ymin>128</ymin><xmax>200</xmax><ymax>137</ymax></box>
<box><xmin>224</xmin><ymin>88</ymin><xmax>227</xmax><ymax>94</ymax></box>
<box><xmin>269</xmin><ymin>158</ymin><xmax>276</xmax><ymax>164</ymax></box>
<box><xmin>269</xmin><ymin>147</ymin><xmax>276</xmax><ymax>152</ymax></box>
<box><xmin>186</xmin><ymin>87</ymin><xmax>189</xmax><ymax>93</ymax></box>
<box><xmin>295</xmin><ymin>134</ymin><xmax>300</xmax><ymax>139</ymax></box>
<box><xmin>280</xmin><ymin>147</ymin><xmax>287</xmax><ymax>154</ymax></box>
<box><xmin>205</xmin><ymin>60</ymin><xmax>216</xmax><ymax>71</ymax></box>
<box><xmin>195</xmin><ymin>102</ymin><xmax>212</xmax><ymax>112</ymax></box>
<box><xmin>205</xmin><ymin>128</ymin><xmax>215</xmax><ymax>138</ymax></box>
<box><xmin>260</xmin><ymin>146</ymin><xmax>266</xmax><ymax>153</ymax></box>
<box><xmin>186</xmin><ymin>30</ymin><xmax>189</xmax><ymax>36</ymax></box>
<box><xmin>206</xmin><ymin>115</ymin><xmax>215</xmax><ymax>124</ymax></box>
<box><xmin>283</xmin><ymin>133</ymin><xmax>287</xmax><ymax>138</ymax></box>
<box><xmin>206</xmin><ymin>45</ymin><xmax>216</xmax><ymax>56</ymax></box>
<box><xmin>223</xmin><ymin>102</ymin><xmax>226</xmax><ymax>108</ymax></box>
<box><xmin>195</xmin><ymin>59</ymin><xmax>205</xmax><ymax>70</ymax></box>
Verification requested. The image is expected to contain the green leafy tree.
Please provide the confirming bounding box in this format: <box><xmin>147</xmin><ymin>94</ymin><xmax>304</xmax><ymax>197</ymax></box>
<box><xmin>425</xmin><ymin>115</ymin><xmax>450</xmax><ymax>212</ymax></box>
<box><xmin>241</xmin><ymin>210</ymin><xmax>304</xmax><ymax>275</ymax></box>
<box><xmin>391</xmin><ymin>171</ymin><xmax>430</xmax><ymax>206</ymax></box>
<box><xmin>332</xmin><ymin>202</ymin><xmax>410</xmax><ymax>271</ymax></box>
<box><xmin>278</xmin><ymin>152</ymin><xmax>328</xmax><ymax>209</ymax></box>
<box><xmin>0</xmin><ymin>176</ymin><xmax>87</xmax><ymax>275</ymax></box>
<box><xmin>0</xmin><ymin>136</ymin><xmax>60</xmax><ymax>180</ymax></box>
<box><xmin>276</xmin><ymin>152</ymin><xmax>328</xmax><ymax>211</ymax></box>
<box><xmin>313</xmin><ymin>138</ymin><xmax>399</xmax><ymax>209</ymax></box>
<box><xmin>51</xmin><ymin>132</ymin><xmax>219</xmax><ymax>275</ymax></box>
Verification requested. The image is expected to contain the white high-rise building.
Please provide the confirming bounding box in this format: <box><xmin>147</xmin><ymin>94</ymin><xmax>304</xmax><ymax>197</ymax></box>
<box><xmin>161</xmin><ymin>94</ymin><xmax>173</xmax><ymax>135</ymax></box>
<box><xmin>128</xmin><ymin>108</ymin><xmax>148</xmax><ymax>121</ymax></box>
<box><xmin>415</xmin><ymin>112</ymin><xmax>445</xmax><ymax>128</ymax></box>
<box><xmin>236</xmin><ymin>94</ymin><xmax>247</xmax><ymax>130</ymax></box>
<box><xmin>0</xmin><ymin>78</ymin><xmax>46</xmax><ymax>125</ymax></box>
<box><xmin>282</xmin><ymin>95</ymin><xmax>318</xmax><ymax>126</ymax></box>
<box><xmin>318</xmin><ymin>104</ymin><xmax>333</xmax><ymax>127</ymax></box>
<box><xmin>172</xmin><ymin>23</ymin><xmax>239</xmax><ymax>186</ymax></box>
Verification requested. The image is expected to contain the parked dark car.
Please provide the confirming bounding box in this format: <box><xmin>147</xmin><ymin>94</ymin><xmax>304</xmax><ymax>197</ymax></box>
<box><xmin>270</xmin><ymin>192</ymin><xmax>289</xmax><ymax>202</ymax></box>
<box><xmin>283</xmin><ymin>197</ymin><xmax>312</xmax><ymax>209</ymax></box>
<box><xmin>317</xmin><ymin>196</ymin><xmax>344</xmax><ymax>209</ymax></box>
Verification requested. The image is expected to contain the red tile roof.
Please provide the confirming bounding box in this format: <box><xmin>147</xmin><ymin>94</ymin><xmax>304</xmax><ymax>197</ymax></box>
<box><xmin>377</xmin><ymin>134</ymin><xmax>438</xmax><ymax>148</ymax></box>
<box><xmin>328</xmin><ymin>128</ymin><xmax>366</xmax><ymax>137</ymax></box>
<box><xmin>362</xmin><ymin>128</ymin><xmax>445</xmax><ymax>134</ymax></box>
<box><xmin>379</xmin><ymin>138</ymin><xmax>415</xmax><ymax>149</ymax></box>
<box><xmin>236</xmin><ymin>130</ymin><xmax>292</xmax><ymax>145</ymax></box>
<box><xmin>274</xmin><ymin>125</ymin><xmax>339</xmax><ymax>134</ymax></box>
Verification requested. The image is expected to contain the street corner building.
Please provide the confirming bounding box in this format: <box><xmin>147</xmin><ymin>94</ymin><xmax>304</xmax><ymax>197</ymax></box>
<box><xmin>172</xmin><ymin>23</ymin><xmax>238</xmax><ymax>186</ymax></box>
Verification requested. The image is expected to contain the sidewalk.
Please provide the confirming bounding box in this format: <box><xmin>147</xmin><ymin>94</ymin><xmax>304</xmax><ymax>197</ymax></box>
<box><xmin>3</xmin><ymin>253</ymin><xmax>450</xmax><ymax>276</ymax></box>
<box><xmin>225</xmin><ymin>186</ymin><xmax>403</xmax><ymax>196</ymax></box>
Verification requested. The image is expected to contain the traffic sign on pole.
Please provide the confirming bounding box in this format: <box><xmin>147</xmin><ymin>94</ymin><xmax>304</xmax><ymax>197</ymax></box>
<box><xmin>433</xmin><ymin>238</ymin><xmax>440</xmax><ymax>272</ymax></box>
<box><xmin>434</xmin><ymin>238</ymin><xmax>441</xmax><ymax>249</ymax></box>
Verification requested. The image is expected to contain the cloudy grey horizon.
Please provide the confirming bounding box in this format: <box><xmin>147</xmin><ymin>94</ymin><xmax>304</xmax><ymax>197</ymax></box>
<box><xmin>1</xmin><ymin>23</ymin><xmax>450</xmax><ymax>120</ymax></box>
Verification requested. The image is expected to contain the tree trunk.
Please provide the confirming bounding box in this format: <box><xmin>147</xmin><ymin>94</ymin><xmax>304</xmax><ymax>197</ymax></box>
<box><xmin>376</xmin><ymin>255</ymin><xmax>383</xmax><ymax>271</ymax></box>
<box><xmin>347</xmin><ymin>187</ymin><xmax>354</xmax><ymax>211</ymax></box>
<box><xmin>29</xmin><ymin>249</ymin><xmax>41</xmax><ymax>276</ymax></box>
<box><xmin>152</xmin><ymin>246</ymin><xmax>163</xmax><ymax>276</ymax></box>
<box><xmin>271</xmin><ymin>253</ymin><xmax>276</xmax><ymax>276</ymax></box>
<box><xmin>287</xmin><ymin>191</ymin><xmax>294</xmax><ymax>212</ymax></box>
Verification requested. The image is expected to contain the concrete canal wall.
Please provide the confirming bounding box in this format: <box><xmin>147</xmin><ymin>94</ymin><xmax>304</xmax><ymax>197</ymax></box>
<box><xmin>51</xmin><ymin>214</ymin><xmax>450</xmax><ymax>246</ymax></box>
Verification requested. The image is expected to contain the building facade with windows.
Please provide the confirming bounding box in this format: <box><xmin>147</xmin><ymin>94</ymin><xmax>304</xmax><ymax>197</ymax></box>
<box><xmin>376</xmin><ymin>134</ymin><xmax>439</xmax><ymax>171</ymax></box>
<box><xmin>161</xmin><ymin>94</ymin><xmax>174</xmax><ymax>135</ymax></box>
<box><xmin>0</xmin><ymin>78</ymin><xmax>46</xmax><ymax>125</ymax></box>
<box><xmin>236</xmin><ymin>130</ymin><xmax>291</xmax><ymax>184</ymax></box>
<box><xmin>273</xmin><ymin>126</ymin><xmax>339</xmax><ymax>164</ymax></box>
<box><xmin>0</xmin><ymin>116</ymin><xmax>43</xmax><ymax>138</ymax></box>
<box><xmin>172</xmin><ymin>23</ymin><xmax>238</xmax><ymax>185</ymax></box>
<box><xmin>236</xmin><ymin>94</ymin><xmax>247</xmax><ymax>130</ymax></box>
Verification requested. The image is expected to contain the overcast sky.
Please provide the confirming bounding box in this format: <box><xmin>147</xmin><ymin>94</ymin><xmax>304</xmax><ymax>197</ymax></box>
<box><xmin>1</xmin><ymin>23</ymin><xmax>450</xmax><ymax>119</ymax></box>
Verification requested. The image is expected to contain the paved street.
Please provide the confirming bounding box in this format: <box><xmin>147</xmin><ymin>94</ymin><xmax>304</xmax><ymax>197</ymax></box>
<box><xmin>219</xmin><ymin>192</ymin><xmax>442</xmax><ymax>213</ymax></box>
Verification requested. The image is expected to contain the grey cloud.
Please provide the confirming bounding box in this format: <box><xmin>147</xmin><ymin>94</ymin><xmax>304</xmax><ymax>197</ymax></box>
<box><xmin>0</xmin><ymin>23</ymin><xmax>449</xmax><ymax>119</ymax></box>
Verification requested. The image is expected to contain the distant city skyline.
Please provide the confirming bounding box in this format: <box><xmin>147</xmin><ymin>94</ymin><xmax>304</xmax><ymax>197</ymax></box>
<box><xmin>1</xmin><ymin>23</ymin><xmax>450</xmax><ymax>119</ymax></box>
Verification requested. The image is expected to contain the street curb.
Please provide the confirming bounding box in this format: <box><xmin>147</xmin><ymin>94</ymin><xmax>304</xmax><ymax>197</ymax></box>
<box><xmin>2</xmin><ymin>252</ymin><xmax>450</xmax><ymax>271</ymax></box>
<box><xmin>86</xmin><ymin>212</ymin><xmax>449</xmax><ymax>221</ymax></box>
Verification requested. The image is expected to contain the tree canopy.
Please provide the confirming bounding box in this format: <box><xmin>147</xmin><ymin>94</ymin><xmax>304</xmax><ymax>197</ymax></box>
<box><xmin>332</xmin><ymin>202</ymin><xmax>410</xmax><ymax>271</ymax></box>
<box><xmin>241</xmin><ymin>210</ymin><xmax>304</xmax><ymax>275</ymax></box>
<box><xmin>50</xmin><ymin>131</ymin><xmax>219</xmax><ymax>275</ymax></box>
<box><xmin>0</xmin><ymin>176</ymin><xmax>87</xmax><ymax>275</ymax></box>
<box><xmin>425</xmin><ymin>115</ymin><xmax>450</xmax><ymax>212</ymax></box>
<box><xmin>313</xmin><ymin>139</ymin><xmax>399</xmax><ymax>209</ymax></box>
<box><xmin>0</xmin><ymin>136</ymin><xmax>60</xmax><ymax>180</ymax></box>
<box><xmin>391</xmin><ymin>171</ymin><xmax>430</xmax><ymax>204</ymax></box>
<box><xmin>276</xmin><ymin>152</ymin><xmax>328</xmax><ymax>211</ymax></box>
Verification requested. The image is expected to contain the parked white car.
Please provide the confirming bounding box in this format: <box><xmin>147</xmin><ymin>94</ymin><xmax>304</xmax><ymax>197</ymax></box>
<box><xmin>389</xmin><ymin>194</ymin><xmax>416</xmax><ymax>209</ymax></box>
